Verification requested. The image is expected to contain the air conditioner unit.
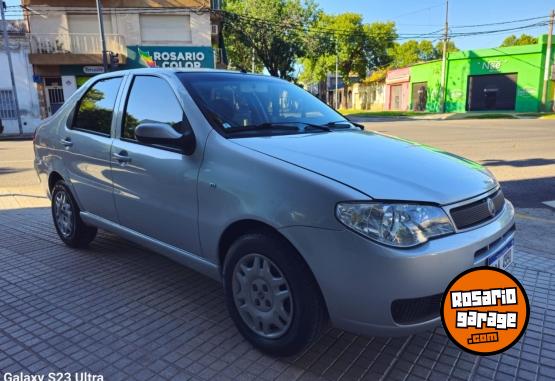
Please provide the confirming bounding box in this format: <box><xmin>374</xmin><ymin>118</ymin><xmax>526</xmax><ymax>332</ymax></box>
<box><xmin>211</xmin><ymin>24</ymin><xmax>218</xmax><ymax>35</ymax></box>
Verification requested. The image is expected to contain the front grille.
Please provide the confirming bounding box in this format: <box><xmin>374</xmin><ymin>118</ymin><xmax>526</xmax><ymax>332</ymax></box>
<box><xmin>450</xmin><ymin>190</ymin><xmax>505</xmax><ymax>230</ymax></box>
<box><xmin>391</xmin><ymin>293</ymin><xmax>442</xmax><ymax>325</ymax></box>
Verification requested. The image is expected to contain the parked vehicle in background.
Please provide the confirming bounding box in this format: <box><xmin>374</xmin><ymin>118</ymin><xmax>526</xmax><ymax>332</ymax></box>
<box><xmin>34</xmin><ymin>69</ymin><xmax>515</xmax><ymax>355</ymax></box>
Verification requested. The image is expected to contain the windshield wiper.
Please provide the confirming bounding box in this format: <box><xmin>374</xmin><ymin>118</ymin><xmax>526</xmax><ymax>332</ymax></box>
<box><xmin>224</xmin><ymin>123</ymin><xmax>301</xmax><ymax>134</ymax></box>
<box><xmin>224</xmin><ymin>122</ymin><xmax>332</xmax><ymax>135</ymax></box>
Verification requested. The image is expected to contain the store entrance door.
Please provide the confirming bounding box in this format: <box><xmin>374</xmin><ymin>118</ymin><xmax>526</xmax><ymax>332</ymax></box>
<box><xmin>44</xmin><ymin>77</ymin><xmax>65</xmax><ymax>115</ymax></box>
<box><xmin>391</xmin><ymin>84</ymin><xmax>403</xmax><ymax>110</ymax></box>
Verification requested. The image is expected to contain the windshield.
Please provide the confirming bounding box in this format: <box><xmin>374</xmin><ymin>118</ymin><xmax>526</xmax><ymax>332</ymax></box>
<box><xmin>178</xmin><ymin>72</ymin><xmax>351</xmax><ymax>137</ymax></box>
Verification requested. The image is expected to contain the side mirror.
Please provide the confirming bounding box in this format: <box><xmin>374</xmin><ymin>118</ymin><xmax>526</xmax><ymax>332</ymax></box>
<box><xmin>135</xmin><ymin>122</ymin><xmax>196</xmax><ymax>155</ymax></box>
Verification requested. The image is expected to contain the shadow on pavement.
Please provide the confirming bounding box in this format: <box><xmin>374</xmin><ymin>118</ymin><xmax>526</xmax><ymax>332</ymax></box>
<box><xmin>500</xmin><ymin>176</ymin><xmax>555</xmax><ymax>208</ymax></box>
<box><xmin>0</xmin><ymin>167</ymin><xmax>28</xmax><ymax>175</ymax></box>
<box><xmin>482</xmin><ymin>158</ymin><xmax>555</xmax><ymax>167</ymax></box>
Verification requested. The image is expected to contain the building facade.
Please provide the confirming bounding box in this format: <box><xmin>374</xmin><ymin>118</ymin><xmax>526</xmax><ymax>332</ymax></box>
<box><xmin>24</xmin><ymin>0</ymin><xmax>220</xmax><ymax>118</ymax></box>
<box><xmin>350</xmin><ymin>80</ymin><xmax>385</xmax><ymax>111</ymax></box>
<box><xmin>0</xmin><ymin>20</ymin><xmax>40</xmax><ymax>134</ymax></box>
<box><xmin>384</xmin><ymin>67</ymin><xmax>410</xmax><ymax>111</ymax></box>
<box><xmin>408</xmin><ymin>35</ymin><xmax>555</xmax><ymax>113</ymax></box>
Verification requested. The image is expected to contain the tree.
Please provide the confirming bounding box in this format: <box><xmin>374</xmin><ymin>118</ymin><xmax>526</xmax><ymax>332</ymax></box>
<box><xmin>500</xmin><ymin>34</ymin><xmax>538</xmax><ymax>47</ymax></box>
<box><xmin>300</xmin><ymin>14</ymin><xmax>396</xmax><ymax>86</ymax></box>
<box><xmin>388</xmin><ymin>40</ymin><xmax>420</xmax><ymax>68</ymax></box>
<box><xmin>388</xmin><ymin>39</ymin><xmax>459</xmax><ymax>68</ymax></box>
<box><xmin>435</xmin><ymin>40</ymin><xmax>459</xmax><ymax>55</ymax></box>
<box><xmin>223</xmin><ymin>0</ymin><xmax>319</xmax><ymax>79</ymax></box>
<box><xmin>224</xmin><ymin>31</ymin><xmax>265</xmax><ymax>73</ymax></box>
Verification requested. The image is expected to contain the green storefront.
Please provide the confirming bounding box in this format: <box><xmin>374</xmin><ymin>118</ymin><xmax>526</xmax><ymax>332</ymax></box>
<box><xmin>409</xmin><ymin>35</ymin><xmax>555</xmax><ymax>112</ymax></box>
<box><xmin>59</xmin><ymin>45</ymin><xmax>214</xmax><ymax>91</ymax></box>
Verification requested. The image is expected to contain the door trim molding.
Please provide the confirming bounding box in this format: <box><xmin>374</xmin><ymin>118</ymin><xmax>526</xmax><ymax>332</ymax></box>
<box><xmin>80</xmin><ymin>211</ymin><xmax>221</xmax><ymax>281</ymax></box>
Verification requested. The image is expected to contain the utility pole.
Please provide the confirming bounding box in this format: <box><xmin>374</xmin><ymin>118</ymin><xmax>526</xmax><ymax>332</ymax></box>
<box><xmin>541</xmin><ymin>10</ymin><xmax>554</xmax><ymax>112</ymax></box>
<box><xmin>1</xmin><ymin>1</ymin><xmax>23</xmax><ymax>135</ymax></box>
<box><xmin>95</xmin><ymin>0</ymin><xmax>108</xmax><ymax>72</ymax></box>
<box><xmin>335</xmin><ymin>37</ymin><xmax>339</xmax><ymax>109</ymax></box>
<box><xmin>439</xmin><ymin>0</ymin><xmax>449</xmax><ymax>113</ymax></box>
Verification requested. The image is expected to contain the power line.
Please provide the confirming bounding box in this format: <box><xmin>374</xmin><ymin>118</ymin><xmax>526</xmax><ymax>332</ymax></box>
<box><xmin>7</xmin><ymin>5</ymin><xmax>552</xmax><ymax>43</ymax></box>
<box><xmin>450</xmin><ymin>15</ymin><xmax>550</xmax><ymax>29</ymax></box>
<box><xmin>449</xmin><ymin>21</ymin><xmax>549</xmax><ymax>37</ymax></box>
<box><xmin>222</xmin><ymin>10</ymin><xmax>551</xmax><ymax>43</ymax></box>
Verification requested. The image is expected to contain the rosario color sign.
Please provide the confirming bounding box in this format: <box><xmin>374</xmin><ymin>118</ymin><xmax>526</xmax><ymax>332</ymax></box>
<box><xmin>127</xmin><ymin>46</ymin><xmax>214</xmax><ymax>69</ymax></box>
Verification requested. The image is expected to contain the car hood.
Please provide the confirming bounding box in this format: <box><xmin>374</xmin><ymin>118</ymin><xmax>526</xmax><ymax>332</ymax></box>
<box><xmin>233</xmin><ymin>130</ymin><xmax>497</xmax><ymax>205</ymax></box>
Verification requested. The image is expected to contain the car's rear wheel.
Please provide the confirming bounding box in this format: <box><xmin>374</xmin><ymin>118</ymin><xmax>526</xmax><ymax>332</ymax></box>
<box><xmin>223</xmin><ymin>232</ymin><xmax>325</xmax><ymax>356</ymax></box>
<box><xmin>51</xmin><ymin>180</ymin><xmax>97</xmax><ymax>248</ymax></box>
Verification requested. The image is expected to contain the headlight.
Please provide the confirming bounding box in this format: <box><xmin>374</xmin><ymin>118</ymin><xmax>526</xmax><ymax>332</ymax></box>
<box><xmin>336</xmin><ymin>202</ymin><xmax>454</xmax><ymax>248</ymax></box>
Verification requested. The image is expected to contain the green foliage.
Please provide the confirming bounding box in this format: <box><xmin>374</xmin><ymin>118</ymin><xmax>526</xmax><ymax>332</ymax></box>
<box><xmin>300</xmin><ymin>13</ymin><xmax>397</xmax><ymax>85</ymax></box>
<box><xmin>388</xmin><ymin>40</ymin><xmax>459</xmax><ymax>68</ymax></box>
<box><xmin>500</xmin><ymin>34</ymin><xmax>538</xmax><ymax>47</ymax></box>
<box><xmin>435</xmin><ymin>40</ymin><xmax>459</xmax><ymax>55</ymax></box>
<box><xmin>223</xmin><ymin>0</ymin><xmax>320</xmax><ymax>79</ymax></box>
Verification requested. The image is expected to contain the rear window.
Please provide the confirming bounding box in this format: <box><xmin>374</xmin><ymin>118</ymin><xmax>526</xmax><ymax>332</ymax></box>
<box><xmin>73</xmin><ymin>77</ymin><xmax>122</xmax><ymax>135</ymax></box>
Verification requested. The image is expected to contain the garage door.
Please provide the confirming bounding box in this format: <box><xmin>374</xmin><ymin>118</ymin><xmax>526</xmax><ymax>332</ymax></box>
<box><xmin>467</xmin><ymin>74</ymin><xmax>517</xmax><ymax>111</ymax></box>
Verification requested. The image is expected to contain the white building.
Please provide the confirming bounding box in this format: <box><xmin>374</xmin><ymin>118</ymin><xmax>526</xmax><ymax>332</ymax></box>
<box><xmin>0</xmin><ymin>20</ymin><xmax>40</xmax><ymax>135</ymax></box>
<box><xmin>24</xmin><ymin>0</ymin><xmax>219</xmax><ymax>118</ymax></box>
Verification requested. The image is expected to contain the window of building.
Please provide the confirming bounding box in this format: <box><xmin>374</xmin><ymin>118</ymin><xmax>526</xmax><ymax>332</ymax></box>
<box><xmin>73</xmin><ymin>77</ymin><xmax>122</xmax><ymax>135</ymax></box>
<box><xmin>122</xmin><ymin>76</ymin><xmax>186</xmax><ymax>147</ymax></box>
<box><xmin>0</xmin><ymin>90</ymin><xmax>17</xmax><ymax>120</ymax></box>
<box><xmin>139</xmin><ymin>15</ymin><xmax>192</xmax><ymax>43</ymax></box>
<box><xmin>68</xmin><ymin>14</ymin><xmax>113</xmax><ymax>34</ymax></box>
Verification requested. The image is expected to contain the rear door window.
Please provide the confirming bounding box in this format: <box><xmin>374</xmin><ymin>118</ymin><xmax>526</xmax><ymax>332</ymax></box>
<box><xmin>72</xmin><ymin>77</ymin><xmax>122</xmax><ymax>135</ymax></box>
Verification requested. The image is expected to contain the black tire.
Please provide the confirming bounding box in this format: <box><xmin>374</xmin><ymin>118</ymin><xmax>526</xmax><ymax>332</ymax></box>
<box><xmin>223</xmin><ymin>232</ymin><xmax>326</xmax><ymax>356</ymax></box>
<box><xmin>51</xmin><ymin>180</ymin><xmax>97</xmax><ymax>248</ymax></box>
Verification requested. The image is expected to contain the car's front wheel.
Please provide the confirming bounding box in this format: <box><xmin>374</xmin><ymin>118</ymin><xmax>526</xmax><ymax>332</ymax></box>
<box><xmin>51</xmin><ymin>180</ymin><xmax>97</xmax><ymax>248</ymax></box>
<box><xmin>223</xmin><ymin>232</ymin><xmax>325</xmax><ymax>356</ymax></box>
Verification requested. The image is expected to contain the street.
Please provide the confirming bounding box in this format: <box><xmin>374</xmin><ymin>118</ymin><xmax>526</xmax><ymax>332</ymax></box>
<box><xmin>355</xmin><ymin>118</ymin><xmax>555</xmax><ymax>209</ymax></box>
<box><xmin>0</xmin><ymin>119</ymin><xmax>554</xmax><ymax>380</ymax></box>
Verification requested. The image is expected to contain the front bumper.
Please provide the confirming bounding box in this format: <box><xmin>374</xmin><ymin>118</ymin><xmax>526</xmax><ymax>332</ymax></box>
<box><xmin>279</xmin><ymin>200</ymin><xmax>515</xmax><ymax>337</ymax></box>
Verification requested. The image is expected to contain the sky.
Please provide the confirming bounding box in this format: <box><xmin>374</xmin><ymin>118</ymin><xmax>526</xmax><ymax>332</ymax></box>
<box><xmin>317</xmin><ymin>0</ymin><xmax>554</xmax><ymax>50</ymax></box>
<box><xmin>3</xmin><ymin>0</ymin><xmax>554</xmax><ymax>51</ymax></box>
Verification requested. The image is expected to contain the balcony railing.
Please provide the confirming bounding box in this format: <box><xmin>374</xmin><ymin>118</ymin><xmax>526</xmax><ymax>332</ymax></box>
<box><xmin>29</xmin><ymin>33</ymin><xmax>126</xmax><ymax>55</ymax></box>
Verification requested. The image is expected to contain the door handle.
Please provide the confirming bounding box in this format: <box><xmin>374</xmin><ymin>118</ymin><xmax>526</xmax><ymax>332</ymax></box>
<box><xmin>112</xmin><ymin>151</ymin><xmax>132</xmax><ymax>163</ymax></box>
<box><xmin>60</xmin><ymin>137</ymin><xmax>73</xmax><ymax>147</ymax></box>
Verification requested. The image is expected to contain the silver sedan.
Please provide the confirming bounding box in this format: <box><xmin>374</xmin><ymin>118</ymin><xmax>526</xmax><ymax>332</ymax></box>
<box><xmin>34</xmin><ymin>69</ymin><xmax>515</xmax><ymax>356</ymax></box>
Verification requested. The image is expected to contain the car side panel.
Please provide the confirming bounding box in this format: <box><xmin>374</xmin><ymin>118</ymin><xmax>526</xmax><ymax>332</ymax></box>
<box><xmin>197</xmin><ymin>131</ymin><xmax>368</xmax><ymax>265</ymax></box>
<box><xmin>34</xmin><ymin>100</ymin><xmax>81</xmax><ymax>202</ymax></box>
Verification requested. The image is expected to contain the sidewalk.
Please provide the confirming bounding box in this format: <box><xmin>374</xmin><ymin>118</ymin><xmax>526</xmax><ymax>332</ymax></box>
<box><xmin>0</xmin><ymin>185</ymin><xmax>49</xmax><ymax>210</ymax></box>
<box><xmin>0</xmin><ymin>192</ymin><xmax>553</xmax><ymax>380</ymax></box>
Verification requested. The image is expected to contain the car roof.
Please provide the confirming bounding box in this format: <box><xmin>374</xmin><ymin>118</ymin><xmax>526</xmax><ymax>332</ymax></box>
<box><xmin>95</xmin><ymin>67</ymin><xmax>269</xmax><ymax>79</ymax></box>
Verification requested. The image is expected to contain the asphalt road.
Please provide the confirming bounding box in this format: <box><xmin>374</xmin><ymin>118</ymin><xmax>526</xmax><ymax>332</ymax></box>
<box><xmin>0</xmin><ymin>139</ymin><xmax>40</xmax><ymax>189</ymax></box>
<box><xmin>1</xmin><ymin>118</ymin><xmax>554</xmax><ymax>208</ymax></box>
<box><xmin>356</xmin><ymin>118</ymin><xmax>555</xmax><ymax>208</ymax></box>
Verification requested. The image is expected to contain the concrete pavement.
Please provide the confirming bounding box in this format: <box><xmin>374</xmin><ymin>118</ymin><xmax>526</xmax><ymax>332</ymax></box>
<box><xmin>0</xmin><ymin>206</ymin><xmax>554</xmax><ymax>381</ymax></box>
<box><xmin>0</xmin><ymin>120</ymin><xmax>554</xmax><ymax>380</ymax></box>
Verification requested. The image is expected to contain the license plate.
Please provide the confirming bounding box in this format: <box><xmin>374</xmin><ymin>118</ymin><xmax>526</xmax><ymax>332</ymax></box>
<box><xmin>488</xmin><ymin>240</ymin><xmax>514</xmax><ymax>270</ymax></box>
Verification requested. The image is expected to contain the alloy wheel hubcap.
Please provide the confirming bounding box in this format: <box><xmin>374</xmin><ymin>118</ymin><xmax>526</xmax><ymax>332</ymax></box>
<box><xmin>54</xmin><ymin>190</ymin><xmax>73</xmax><ymax>238</ymax></box>
<box><xmin>232</xmin><ymin>254</ymin><xmax>293</xmax><ymax>339</ymax></box>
